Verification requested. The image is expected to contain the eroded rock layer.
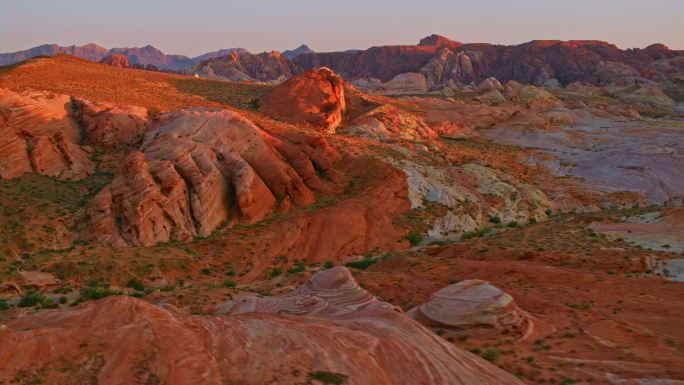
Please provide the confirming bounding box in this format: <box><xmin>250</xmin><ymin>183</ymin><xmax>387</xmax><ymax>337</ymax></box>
<box><xmin>88</xmin><ymin>107</ymin><xmax>340</xmax><ymax>246</ymax></box>
<box><xmin>72</xmin><ymin>98</ymin><xmax>148</xmax><ymax>150</ymax></box>
<box><xmin>0</xmin><ymin>88</ymin><xmax>94</xmax><ymax>179</ymax></box>
<box><xmin>0</xmin><ymin>272</ymin><xmax>524</xmax><ymax>385</ymax></box>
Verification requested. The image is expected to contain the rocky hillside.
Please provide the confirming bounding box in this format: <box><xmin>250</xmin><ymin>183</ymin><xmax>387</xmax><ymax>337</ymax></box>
<box><xmin>1</xmin><ymin>55</ymin><xmax>683</xmax><ymax>385</ymax></box>
<box><xmin>191</xmin><ymin>35</ymin><xmax>684</xmax><ymax>94</ymax></box>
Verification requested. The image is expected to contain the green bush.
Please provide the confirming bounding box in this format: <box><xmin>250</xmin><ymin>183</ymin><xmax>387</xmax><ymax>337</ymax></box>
<box><xmin>406</xmin><ymin>231</ymin><xmax>423</xmax><ymax>246</ymax></box>
<box><xmin>481</xmin><ymin>348</ymin><xmax>500</xmax><ymax>362</ymax></box>
<box><xmin>489</xmin><ymin>215</ymin><xmax>501</xmax><ymax>224</ymax></box>
<box><xmin>507</xmin><ymin>221</ymin><xmax>518</xmax><ymax>228</ymax></box>
<box><xmin>529</xmin><ymin>218</ymin><xmax>537</xmax><ymax>224</ymax></box>
<box><xmin>287</xmin><ymin>261</ymin><xmax>306</xmax><ymax>275</ymax></box>
<box><xmin>222</xmin><ymin>279</ymin><xmax>236</xmax><ymax>288</ymax></box>
<box><xmin>267</xmin><ymin>268</ymin><xmax>282</xmax><ymax>279</ymax></box>
<box><xmin>462</xmin><ymin>227</ymin><xmax>491</xmax><ymax>240</ymax></box>
<box><xmin>18</xmin><ymin>292</ymin><xmax>46</xmax><ymax>308</ymax></box>
<box><xmin>324</xmin><ymin>260</ymin><xmax>334</xmax><ymax>269</ymax></box>
<box><xmin>79</xmin><ymin>286</ymin><xmax>114</xmax><ymax>301</ymax></box>
<box><xmin>126</xmin><ymin>278</ymin><xmax>145</xmax><ymax>292</ymax></box>
<box><xmin>0</xmin><ymin>300</ymin><xmax>9</xmax><ymax>310</ymax></box>
<box><xmin>345</xmin><ymin>257</ymin><xmax>377</xmax><ymax>270</ymax></box>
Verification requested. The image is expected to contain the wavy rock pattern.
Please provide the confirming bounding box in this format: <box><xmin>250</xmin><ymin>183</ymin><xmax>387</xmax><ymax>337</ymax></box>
<box><xmin>88</xmin><ymin>107</ymin><xmax>339</xmax><ymax>246</ymax></box>
<box><xmin>408</xmin><ymin>279</ymin><xmax>532</xmax><ymax>339</ymax></box>
<box><xmin>0</xmin><ymin>88</ymin><xmax>94</xmax><ymax>179</ymax></box>
<box><xmin>0</xmin><ymin>269</ymin><xmax>524</xmax><ymax>385</ymax></box>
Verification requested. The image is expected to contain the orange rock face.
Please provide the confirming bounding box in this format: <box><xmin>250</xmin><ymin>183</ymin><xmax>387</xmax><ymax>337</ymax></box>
<box><xmin>0</xmin><ymin>88</ymin><xmax>94</xmax><ymax>179</ymax></box>
<box><xmin>259</xmin><ymin>67</ymin><xmax>346</xmax><ymax>133</ymax></box>
<box><xmin>88</xmin><ymin>107</ymin><xmax>339</xmax><ymax>246</ymax></box>
<box><xmin>72</xmin><ymin>98</ymin><xmax>148</xmax><ymax>150</ymax></box>
<box><xmin>0</xmin><ymin>269</ymin><xmax>524</xmax><ymax>385</ymax></box>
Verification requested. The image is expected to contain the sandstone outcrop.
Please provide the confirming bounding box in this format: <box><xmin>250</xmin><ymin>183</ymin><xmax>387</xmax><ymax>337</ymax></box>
<box><xmin>72</xmin><ymin>98</ymin><xmax>148</xmax><ymax>150</ymax></box>
<box><xmin>408</xmin><ymin>279</ymin><xmax>532</xmax><ymax>338</ymax></box>
<box><xmin>343</xmin><ymin>104</ymin><xmax>437</xmax><ymax>142</ymax></box>
<box><xmin>100</xmin><ymin>53</ymin><xmax>129</xmax><ymax>67</ymax></box>
<box><xmin>0</xmin><ymin>275</ymin><xmax>524</xmax><ymax>385</ymax></box>
<box><xmin>259</xmin><ymin>67</ymin><xmax>345</xmax><ymax>133</ymax></box>
<box><xmin>88</xmin><ymin>107</ymin><xmax>339</xmax><ymax>247</ymax></box>
<box><xmin>191</xmin><ymin>50</ymin><xmax>297</xmax><ymax>82</ymax></box>
<box><xmin>217</xmin><ymin>267</ymin><xmax>395</xmax><ymax>316</ymax></box>
<box><xmin>352</xmin><ymin>72</ymin><xmax>429</xmax><ymax>94</ymax></box>
<box><xmin>0</xmin><ymin>88</ymin><xmax>94</xmax><ymax>179</ymax></box>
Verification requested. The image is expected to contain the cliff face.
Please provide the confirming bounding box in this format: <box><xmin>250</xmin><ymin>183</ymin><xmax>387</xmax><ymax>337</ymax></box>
<box><xmin>193</xmin><ymin>36</ymin><xmax>684</xmax><ymax>90</ymax></box>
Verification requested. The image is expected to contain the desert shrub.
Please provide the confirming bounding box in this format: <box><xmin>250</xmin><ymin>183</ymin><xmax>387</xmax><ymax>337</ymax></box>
<box><xmin>405</xmin><ymin>231</ymin><xmax>423</xmax><ymax>246</ymax></box>
<box><xmin>222</xmin><ymin>279</ymin><xmax>236</xmax><ymax>288</ymax></box>
<box><xmin>0</xmin><ymin>300</ymin><xmax>9</xmax><ymax>310</ymax></box>
<box><xmin>462</xmin><ymin>227</ymin><xmax>491</xmax><ymax>240</ymax></box>
<box><xmin>126</xmin><ymin>278</ymin><xmax>145</xmax><ymax>292</ymax></box>
<box><xmin>481</xmin><ymin>348</ymin><xmax>500</xmax><ymax>362</ymax></box>
<box><xmin>345</xmin><ymin>257</ymin><xmax>376</xmax><ymax>270</ymax></box>
<box><xmin>529</xmin><ymin>218</ymin><xmax>537</xmax><ymax>224</ymax></box>
<box><xmin>507</xmin><ymin>221</ymin><xmax>518</xmax><ymax>228</ymax></box>
<box><xmin>267</xmin><ymin>268</ymin><xmax>282</xmax><ymax>279</ymax></box>
<box><xmin>287</xmin><ymin>261</ymin><xmax>306</xmax><ymax>275</ymax></box>
<box><xmin>489</xmin><ymin>215</ymin><xmax>501</xmax><ymax>224</ymax></box>
<box><xmin>18</xmin><ymin>292</ymin><xmax>46</xmax><ymax>308</ymax></box>
<box><xmin>308</xmin><ymin>371</ymin><xmax>348</xmax><ymax>385</ymax></box>
<box><xmin>79</xmin><ymin>286</ymin><xmax>114</xmax><ymax>301</ymax></box>
<box><xmin>324</xmin><ymin>260</ymin><xmax>334</xmax><ymax>269</ymax></box>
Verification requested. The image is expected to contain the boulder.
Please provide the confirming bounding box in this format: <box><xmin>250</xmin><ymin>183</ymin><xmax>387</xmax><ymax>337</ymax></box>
<box><xmin>408</xmin><ymin>279</ymin><xmax>532</xmax><ymax>338</ymax></box>
<box><xmin>259</xmin><ymin>67</ymin><xmax>346</xmax><ymax>133</ymax></box>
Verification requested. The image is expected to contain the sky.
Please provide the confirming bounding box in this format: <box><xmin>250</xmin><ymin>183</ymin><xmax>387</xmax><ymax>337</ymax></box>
<box><xmin>1</xmin><ymin>0</ymin><xmax>683</xmax><ymax>56</ymax></box>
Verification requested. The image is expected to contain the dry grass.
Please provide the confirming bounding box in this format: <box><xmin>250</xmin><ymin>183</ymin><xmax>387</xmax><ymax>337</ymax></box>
<box><xmin>0</xmin><ymin>55</ymin><xmax>268</xmax><ymax>112</ymax></box>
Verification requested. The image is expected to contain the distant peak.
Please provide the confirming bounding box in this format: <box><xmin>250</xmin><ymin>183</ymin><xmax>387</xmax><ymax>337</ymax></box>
<box><xmin>283</xmin><ymin>44</ymin><xmax>315</xmax><ymax>59</ymax></box>
<box><xmin>417</xmin><ymin>34</ymin><xmax>462</xmax><ymax>48</ymax></box>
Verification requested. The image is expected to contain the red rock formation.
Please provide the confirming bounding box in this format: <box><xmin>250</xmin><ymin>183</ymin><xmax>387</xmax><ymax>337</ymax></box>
<box><xmin>100</xmin><ymin>53</ymin><xmax>129</xmax><ymax>67</ymax></box>
<box><xmin>0</xmin><ymin>276</ymin><xmax>524</xmax><ymax>385</ymax></box>
<box><xmin>191</xmin><ymin>50</ymin><xmax>298</xmax><ymax>82</ymax></box>
<box><xmin>418</xmin><ymin>34</ymin><xmax>464</xmax><ymax>49</ymax></box>
<box><xmin>72</xmin><ymin>98</ymin><xmax>148</xmax><ymax>150</ymax></box>
<box><xmin>408</xmin><ymin>279</ymin><xmax>533</xmax><ymax>339</ymax></box>
<box><xmin>259</xmin><ymin>67</ymin><xmax>346</xmax><ymax>133</ymax></box>
<box><xmin>217</xmin><ymin>267</ymin><xmax>395</xmax><ymax>316</ymax></box>
<box><xmin>0</xmin><ymin>88</ymin><xmax>94</xmax><ymax>179</ymax></box>
<box><xmin>88</xmin><ymin>107</ymin><xmax>339</xmax><ymax>246</ymax></box>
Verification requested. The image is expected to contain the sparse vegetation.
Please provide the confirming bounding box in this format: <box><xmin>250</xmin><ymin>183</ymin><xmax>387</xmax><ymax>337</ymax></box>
<box><xmin>308</xmin><ymin>371</ymin><xmax>348</xmax><ymax>385</ymax></box>
<box><xmin>481</xmin><ymin>348</ymin><xmax>500</xmax><ymax>362</ymax></box>
<box><xmin>406</xmin><ymin>231</ymin><xmax>423</xmax><ymax>246</ymax></box>
<box><xmin>345</xmin><ymin>257</ymin><xmax>377</xmax><ymax>270</ymax></box>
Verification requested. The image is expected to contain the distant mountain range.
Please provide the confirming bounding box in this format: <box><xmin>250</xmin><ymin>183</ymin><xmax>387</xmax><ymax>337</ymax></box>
<box><xmin>3</xmin><ymin>36</ymin><xmax>683</xmax><ymax>93</ymax></box>
<box><xmin>0</xmin><ymin>43</ymin><xmax>252</xmax><ymax>70</ymax></box>
<box><xmin>190</xmin><ymin>35</ymin><xmax>684</xmax><ymax>93</ymax></box>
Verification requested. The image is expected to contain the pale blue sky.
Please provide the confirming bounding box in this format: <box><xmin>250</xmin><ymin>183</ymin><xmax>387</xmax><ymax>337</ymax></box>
<box><xmin>1</xmin><ymin>0</ymin><xmax>682</xmax><ymax>56</ymax></box>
